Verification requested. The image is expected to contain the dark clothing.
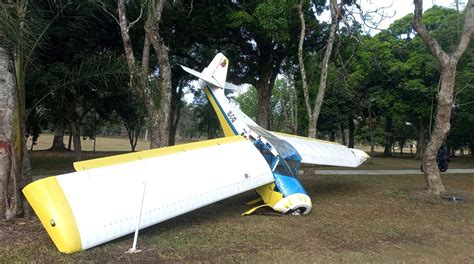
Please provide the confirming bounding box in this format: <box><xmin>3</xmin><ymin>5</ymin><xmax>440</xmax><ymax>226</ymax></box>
<box><xmin>437</xmin><ymin>147</ymin><xmax>449</xmax><ymax>172</ymax></box>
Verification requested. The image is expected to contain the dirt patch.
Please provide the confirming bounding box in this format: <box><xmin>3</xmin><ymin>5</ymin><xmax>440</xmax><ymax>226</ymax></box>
<box><xmin>0</xmin><ymin>218</ymin><xmax>45</xmax><ymax>248</ymax></box>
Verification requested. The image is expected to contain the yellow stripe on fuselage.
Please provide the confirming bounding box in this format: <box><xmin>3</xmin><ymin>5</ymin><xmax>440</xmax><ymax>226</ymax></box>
<box><xmin>203</xmin><ymin>87</ymin><xmax>236</xmax><ymax>137</ymax></box>
<box><xmin>73</xmin><ymin>135</ymin><xmax>243</xmax><ymax>171</ymax></box>
<box><xmin>23</xmin><ymin>177</ymin><xmax>82</xmax><ymax>253</ymax></box>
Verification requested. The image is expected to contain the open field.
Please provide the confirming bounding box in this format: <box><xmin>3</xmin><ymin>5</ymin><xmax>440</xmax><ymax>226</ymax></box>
<box><xmin>31</xmin><ymin>133</ymin><xmax>156</xmax><ymax>152</ymax></box>
<box><xmin>1</xmin><ymin>136</ymin><xmax>473</xmax><ymax>262</ymax></box>
<box><xmin>1</xmin><ymin>171</ymin><xmax>474</xmax><ymax>262</ymax></box>
<box><xmin>30</xmin><ymin>134</ymin><xmax>474</xmax><ymax>176</ymax></box>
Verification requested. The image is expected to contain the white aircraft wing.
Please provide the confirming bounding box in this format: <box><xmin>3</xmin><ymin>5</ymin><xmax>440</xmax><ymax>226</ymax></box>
<box><xmin>23</xmin><ymin>136</ymin><xmax>274</xmax><ymax>253</ymax></box>
<box><xmin>271</xmin><ymin>132</ymin><xmax>369</xmax><ymax>167</ymax></box>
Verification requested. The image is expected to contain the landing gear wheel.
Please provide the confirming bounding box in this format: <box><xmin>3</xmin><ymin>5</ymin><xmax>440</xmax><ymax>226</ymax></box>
<box><xmin>289</xmin><ymin>207</ymin><xmax>307</xmax><ymax>216</ymax></box>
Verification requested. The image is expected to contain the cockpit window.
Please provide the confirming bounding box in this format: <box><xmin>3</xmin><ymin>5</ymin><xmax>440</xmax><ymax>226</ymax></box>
<box><xmin>249</xmin><ymin>125</ymin><xmax>302</xmax><ymax>177</ymax></box>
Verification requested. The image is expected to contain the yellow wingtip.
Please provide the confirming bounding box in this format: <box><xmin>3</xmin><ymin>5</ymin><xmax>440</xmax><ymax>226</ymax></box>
<box><xmin>23</xmin><ymin>177</ymin><xmax>82</xmax><ymax>253</ymax></box>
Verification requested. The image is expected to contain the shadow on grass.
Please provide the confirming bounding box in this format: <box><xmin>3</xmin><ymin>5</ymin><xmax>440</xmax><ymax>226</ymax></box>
<box><xmin>300</xmin><ymin>175</ymin><xmax>369</xmax><ymax>199</ymax></box>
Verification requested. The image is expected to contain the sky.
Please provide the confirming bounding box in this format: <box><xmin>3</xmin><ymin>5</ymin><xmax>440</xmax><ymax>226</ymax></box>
<box><xmin>318</xmin><ymin>0</ymin><xmax>458</xmax><ymax>34</ymax></box>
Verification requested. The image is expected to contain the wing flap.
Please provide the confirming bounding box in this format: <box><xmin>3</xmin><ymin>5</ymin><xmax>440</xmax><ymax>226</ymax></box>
<box><xmin>23</xmin><ymin>136</ymin><xmax>274</xmax><ymax>252</ymax></box>
<box><xmin>272</xmin><ymin>132</ymin><xmax>369</xmax><ymax>167</ymax></box>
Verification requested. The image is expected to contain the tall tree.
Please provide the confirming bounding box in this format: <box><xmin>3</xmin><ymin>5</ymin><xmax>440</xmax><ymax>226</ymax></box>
<box><xmin>0</xmin><ymin>0</ymin><xmax>52</xmax><ymax>219</ymax></box>
<box><xmin>0</xmin><ymin>31</ymin><xmax>29</xmax><ymax>220</ymax></box>
<box><xmin>298</xmin><ymin>0</ymin><xmax>343</xmax><ymax>137</ymax></box>
<box><xmin>413</xmin><ymin>0</ymin><xmax>474</xmax><ymax>194</ymax></box>
<box><xmin>116</xmin><ymin>0</ymin><xmax>172</xmax><ymax>149</ymax></box>
<box><xmin>144</xmin><ymin>0</ymin><xmax>172</xmax><ymax>148</ymax></box>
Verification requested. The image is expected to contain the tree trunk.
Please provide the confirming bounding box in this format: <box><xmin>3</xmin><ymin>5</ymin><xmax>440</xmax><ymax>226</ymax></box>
<box><xmin>348</xmin><ymin>116</ymin><xmax>355</xmax><ymax>148</ymax></box>
<box><xmin>299</xmin><ymin>0</ymin><xmax>341</xmax><ymax>137</ymax></box>
<box><xmin>415</xmin><ymin>119</ymin><xmax>425</xmax><ymax>159</ymax></box>
<box><xmin>297</xmin><ymin>0</ymin><xmax>312</xmax><ymax>137</ymax></box>
<box><xmin>413</xmin><ymin>0</ymin><xmax>473</xmax><ymax>194</ymax></box>
<box><xmin>146</xmin><ymin>44</ymin><xmax>171</xmax><ymax>147</ymax></box>
<box><xmin>131</xmin><ymin>136</ymin><xmax>136</xmax><ymax>152</ymax></box>
<box><xmin>340</xmin><ymin>123</ymin><xmax>346</xmax><ymax>146</ymax></box>
<box><xmin>256</xmin><ymin>82</ymin><xmax>273</xmax><ymax>130</ymax></box>
<box><xmin>67</xmin><ymin>128</ymin><xmax>72</xmax><ymax>150</ymax></box>
<box><xmin>421</xmin><ymin>69</ymin><xmax>455</xmax><ymax>195</ymax></box>
<box><xmin>311</xmin><ymin>0</ymin><xmax>341</xmax><ymax>135</ymax></box>
<box><xmin>50</xmin><ymin>119</ymin><xmax>66</xmax><ymax>150</ymax></box>
<box><xmin>71</xmin><ymin>121</ymin><xmax>82</xmax><ymax>161</ymax></box>
<box><xmin>0</xmin><ymin>36</ymin><xmax>31</xmax><ymax>220</ymax></box>
<box><xmin>140</xmin><ymin>0</ymin><xmax>171</xmax><ymax>149</ymax></box>
<box><xmin>470</xmin><ymin>137</ymin><xmax>474</xmax><ymax>156</ymax></box>
<box><xmin>368</xmin><ymin>103</ymin><xmax>375</xmax><ymax>158</ymax></box>
<box><xmin>329</xmin><ymin>131</ymin><xmax>336</xmax><ymax>142</ymax></box>
<box><xmin>383</xmin><ymin>116</ymin><xmax>393</xmax><ymax>156</ymax></box>
<box><xmin>290</xmin><ymin>83</ymin><xmax>298</xmax><ymax>134</ymax></box>
<box><xmin>118</xmin><ymin>0</ymin><xmax>170</xmax><ymax>149</ymax></box>
<box><xmin>169</xmin><ymin>84</ymin><xmax>184</xmax><ymax>146</ymax></box>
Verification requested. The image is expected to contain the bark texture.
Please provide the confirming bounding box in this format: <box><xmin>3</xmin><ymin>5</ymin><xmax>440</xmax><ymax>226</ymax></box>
<box><xmin>348</xmin><ymin>116</ymin><xmax>355</xmax><ymax>148</ymax></box>
<box><xmin>71</xmin><ymin>121</ymin><xmax>82</xmax><ymax>161</ymax></box>
<box><xmin>0</xmin><ymin>34</ymin><xmax>31</xmax><ymax>220</ymax></box>
<box><xmin>413</xmin><ymin>0</ymin><xmax>474</xmax><ymax>194</ymax></box>
<box><xmin>145</xmin><ymin>0</ymin><xmax>172</xmax><ymax>148</ymax></box>
<box><xmin>49</xmin><ymin>119</ymin><xmax>66</xmax><ymax>150</ymax></box>
<box><xmin>117</xmin><ymin>0</ymin><xmax>171</xmax><ymax>149</ymax></box>
<box><xmin>297</xmin><ymin>0</ymin><xmax>313</xmax><ymax>135</ymax></box>
<box><xmin>415</xmin><ymin>119</ymin><xmax>425</xmax><ymax>160</ymax></box>
<box><xmin>299</xmin><ymin>0</ymin><xmax>342</xmax><ymax>138</ymax></box>
<box><xmin>383</xmin><ymin>116</ymin><xmax>393</xmax><ymax>156</ymax></box>
<box><xmin>470</xmin><ymin>137</ymin><xmax>474</xmax><ymax>156</ymax></box>
<box><xmin>255</xmin><ymin>48</ymin><xmax>280</xmax><ymax>129</ymax></box>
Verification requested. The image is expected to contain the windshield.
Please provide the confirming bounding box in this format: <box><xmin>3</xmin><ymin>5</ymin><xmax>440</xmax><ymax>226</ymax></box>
<box><xmin>249</xmin><ymin>125</ymin><xmax>302</xmax><ymax>177</ymax></box>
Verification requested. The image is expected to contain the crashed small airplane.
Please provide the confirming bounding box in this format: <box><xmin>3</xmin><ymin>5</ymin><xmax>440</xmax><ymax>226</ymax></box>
<box><xmin>23</xmin><ymin>53</ymin><xmax>369</xmax><ymax>253</ymax></box>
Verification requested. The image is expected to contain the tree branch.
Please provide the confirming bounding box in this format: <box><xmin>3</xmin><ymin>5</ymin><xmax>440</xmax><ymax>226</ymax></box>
<box><xmin>412</xmin><ymin>0</ymin><xmax>449</xmax><ymax>66</ymax></box>
<box><xmin>297</xmin><ymin>0</ymin><xmax>312</xmax><ymax>120</ymax></box>
<box><xmin>452</xmin><ymin>0</ymin><xmax>474</xmax><ymax>61</ymax></box>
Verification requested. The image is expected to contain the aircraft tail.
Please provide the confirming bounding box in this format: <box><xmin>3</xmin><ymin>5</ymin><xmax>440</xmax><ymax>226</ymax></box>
<box><xmin>181</xmin><ymin>53</ymin><xmax>229</xmax><ymax>88</ymax></box>
<box><xmin>202</xmin><ymin>53</ymin><xmax>228</xmax><ymax>88</ymax></box>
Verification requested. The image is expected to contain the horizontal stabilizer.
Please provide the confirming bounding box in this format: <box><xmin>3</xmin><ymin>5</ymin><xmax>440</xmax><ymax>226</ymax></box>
<box><xmin>225</xmin><ymin>82</ymin><xmax>245</xmax><ymax>92</ymax></box>
<box><xmin>180</xmin><ymin>65</ymin><xmax>222</xmax><ymax>88</ymax></box>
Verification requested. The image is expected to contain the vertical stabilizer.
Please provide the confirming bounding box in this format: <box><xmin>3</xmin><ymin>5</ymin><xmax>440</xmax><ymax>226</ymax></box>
<box><xmin>202</xmin><ymin>53</ymin><xmax>228</xmax><ymax>88</ymax></box>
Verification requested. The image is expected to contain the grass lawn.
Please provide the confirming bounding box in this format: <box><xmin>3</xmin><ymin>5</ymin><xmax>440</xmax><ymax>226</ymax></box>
<box><xmin>310</xmin><ymin>155</ymin><xmax>474</xmax><ymax>170</ymax></box>
<box><xmin>1</xmin><ymin>136</ymin><xmax>473</xmax><ymax>262</ymax></box>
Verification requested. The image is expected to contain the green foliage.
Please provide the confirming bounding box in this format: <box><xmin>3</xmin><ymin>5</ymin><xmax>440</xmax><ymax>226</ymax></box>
<box><xmin>234</xmin><ymin>87</ymin><xmax>258</xmax><ymax>121</ymax></box>
<box><xmin>7</xmin><ymin>0</ymin><xmax>471</xmax><ymax>155</ymax></box>
<box><xmin>189</xmin><ymin>91</ymin><xmax>223</xmax><ymax>139</ymax></box>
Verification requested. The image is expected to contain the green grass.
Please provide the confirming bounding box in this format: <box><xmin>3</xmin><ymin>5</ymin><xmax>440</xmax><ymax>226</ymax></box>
<box><xmin>309</xmin><ymin>154</ymin><xmax>474</xmax><ymax>170</ymax></box>
<box><xmin>2</xmin><ymin>137</ymin><xmax>473</xmax><ymax>262</ymax></box>
<box><xmin>2</xmin><ymin>172</ymin><xmax>473</xmax><ymax>262</ymax></box>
